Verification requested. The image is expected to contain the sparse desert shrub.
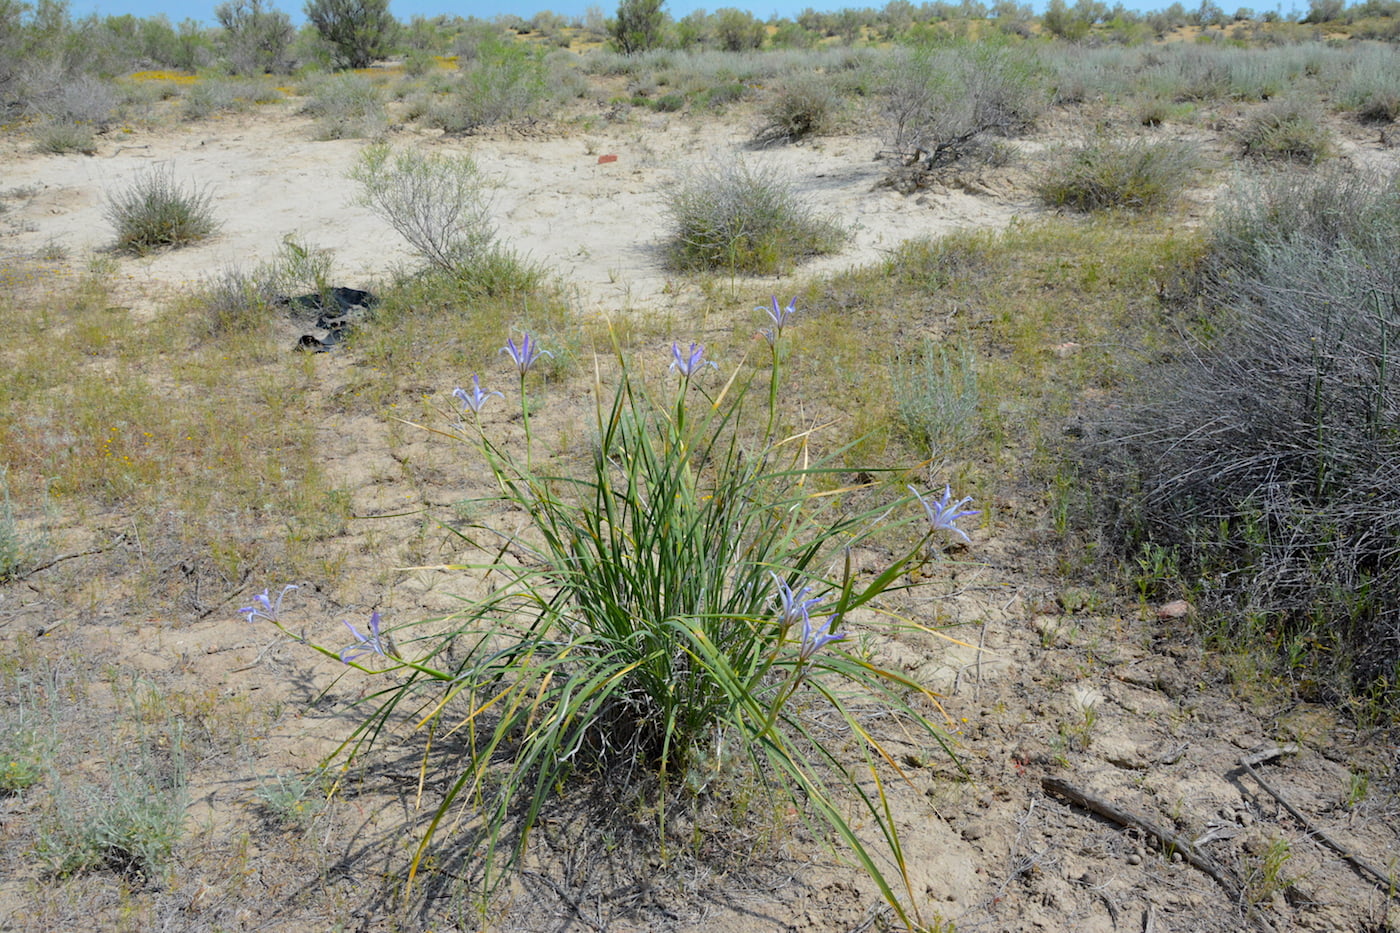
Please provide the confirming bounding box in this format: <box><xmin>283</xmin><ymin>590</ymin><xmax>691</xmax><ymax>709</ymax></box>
<box><xmin>697</xmin><ymin>80</ymin><xmax>749</xmax><ymax>110</ymax></box>
<box><xmin>1081</xmin><ymin>167</ymin><xmax>1400</xmax><ymax>704</ymax></box>
<box><xmin>753</xmin><ymin>74</ymin><xmax>840</xmax><ymax>147</ymax></box>
<box><xmin>0</xmin><ymin>468</ymin><xmax>44</xmax><ymax>583</ymax></box>
<box><xmin>37</xmin><ymin>742</ymin><xmax>187</xmax><ymax>880</ymax></box>
<box><xmin>215</xmin><ymin>0</ymin><xmax>295</xmax><ymax>75</ymax></box>
<box><xmin>201</xmin><ymin>264</ymin><xmax>281</xmax><ymax>335</ymax></box>
<box><xmin>305</xmin><ymin>0</ymin><xmax>397</xmax><ymax>69</ymax></box>
<box><xmin>103</xmin><ymin>164</ymin><xmax>219</xmax><ymax>255</ymax></box>
<box><xmin>665</xmin><ymin>157</ymin><xmax>845</xmax><ymax>274</ymax></box>
<box><xmin>32</xmin><ymin>119</ymin><xmax>97</xmax><ymax>155</ymax></box>
<box><xmin>1238</xmin><ymin>99</ymin><xmax>1332</xmax><ymax>163</ymax></box>
<box><xmin>1208</xmin><ymin>165</ymin><xmax>1400</xmax><ymax>279</ymax></box>
<box><xmin>200</xmin><ymin>238</ymin><xmax>332</xmax><ymax>336</ymax></box>
<box><xmin>1038</xmin><ymin>136</ymin><xmax>1199</xmax><ymax>213</ymax></box>
<box><xmin>351</xmin><ymin>143</ymin><xmax>537</xmax><ymax>295</ymax></box>
<box><xmin>239</xmin><ymin>320</ymin><xmax>978</xmax><ymax>927</ymax></box>
<box><xmin>880</xmin><ymin>43</ymin><xmax>1043</xmax><ymax>171</ymax></box>
<box><xmin>350</xmin><ymin>143</ymin><xmax>495</xmax><ymax>271</ymax></box>
<box><xmin>892</xmin><ymin>339</ymin><xmax>981</xmax><ymax>459</ymax></box>
<box><xmin>1339</xmin><ymin>53</ymin><xmax>1400</xmax><ymax>123</ymax></box>
<box><xmin>301</xmin><ymin>72</ymin><xmax>386</xmax><ymax>139</ymax></box>
<box><xmin>40</xmin><ymin>74</ymin><xmax>120</xmax><ymax>129</ymax></box>
<box><xmin>429</xmin><ymin>38</ymin><xmax>547</xmax><ymax>132</ymax></box>
<box><xmin>183</xmin><ymin>76</ymin><xmax>281</xmax><ymax>120</ymax></box>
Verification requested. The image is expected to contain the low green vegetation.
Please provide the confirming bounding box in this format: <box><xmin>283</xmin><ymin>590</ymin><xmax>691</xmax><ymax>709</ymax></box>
<box><xmin>1039</xmin><ymin>136</ymin><xmax>1200</xmax><ymax>213</ymax></box>
<box><xmin>664</xmin><ymin>158</ymin><xmax>845</xmax><ymax>274</ymax></box>
<box><xmin>1077</xmin><ymin>166</ymin><xmax>1400</xmax><ymax>707</ymax></box>
<box><xmin>103</xmin><ymin>164</ymin><xmax>220</xmax><ymax>255</ymax></box>
<box><xmin>5</xmin><ymin>3</ymin><xmax>1400</xmax><ymax>927</ymax></box>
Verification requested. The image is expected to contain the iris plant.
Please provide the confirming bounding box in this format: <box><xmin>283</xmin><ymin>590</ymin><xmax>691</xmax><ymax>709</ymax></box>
<box><xmin>453</xmin><ymin>375</ymin><xmax>503</xmax><ymax>417</ymax></box>
<box><xmin>237</xmin><ymin>584</ymin><xmax>298</xmax><ymax>624</ymax></box>
<box><xmin>910</xmin><ymin>484</ymin><xmax>980</xmax><ymax>544</ymax></box>
<box><xmin>500</xmin><ymin>334</ymin><xmax>552</xmax><ymax>375</ymax></box>
<box><xmin>340</xmin><ymin>611</ymin><xmax>389</xmax><ymax>664</ymax></box>
<box><xmin>669</xmin><ymin>341</ymin><xmax>716</xmax><ymax>379</ymax></box>
<box><xmin>759</xmin><ymin>295</ymin><xmax>798</xmax><ymax>345</ymax></box>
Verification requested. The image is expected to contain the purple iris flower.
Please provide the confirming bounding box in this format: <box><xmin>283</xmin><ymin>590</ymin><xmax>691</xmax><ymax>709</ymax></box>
<box><xmin>772</xmin><ymin>573</ymin><xmax>822</xmax><ymax>636</ymax></box>
<box><xmin>799</xmin><ymin>612</ymin><xmax>847</xmax><ymax>660</ymax></box>
<box><xmin>340</xmin><ymin>611</ymin><xmax>388</xmax><ymax>664</ymax></box>
<box><xmin>238</xmin><ymin>584</ymin><xmax>298</xmax><ymax>624</ymax></box>
<box><xmin>670</xmin><ymin>341</ymin><xmax>717</xmax><ymax>378</ymax></box>
<box><xmin>501</xmin><ymin>334</ymin><xmax>553</xmax><ymax>375</ymax></box>
<box><xmin>759</xmin><ymin>296</ymin><xmax>798</xmax><ymax>344</ymax></box>
<box><xmin>910</xmin><ymin>485</ymin><xmax>980</xmax><ymax>544</ymax></box>
<box><xmin>453</xmin><ymin>374</ymin><xmax>503</xmax><ymax>414</ymax></box>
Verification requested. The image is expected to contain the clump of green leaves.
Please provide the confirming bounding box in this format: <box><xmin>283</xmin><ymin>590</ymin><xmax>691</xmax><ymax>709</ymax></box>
<box><xmin>1038</xmin><ymin>136</ymin><xmax>1200</xmax><ymax>213</ymax></box>
<box><xmin>103</xmin><ymin>163</ymin><xmax>219</xmax><ymax>255</ymax></box>
<box><xmin>37</xmin><ymin>741</ymin><xmax>187</xmax><ymax>880</ymax></box>
<box><xmin>1238</xmin><ymin>100</ymin><xmax>1332</xmax><ymax>163</ymax></box>
<box><xmin>246</xmin><ymin>316</ymin><xmax>980</xmax><ymax>928</ymax></box>
<box><xmin>664</xmin><ymin>157</ymin><xmax>845</xmax><ymax>274</ymax></box>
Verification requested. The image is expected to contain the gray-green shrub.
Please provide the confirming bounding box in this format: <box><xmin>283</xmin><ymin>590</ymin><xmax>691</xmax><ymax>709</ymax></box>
<box><xmin>1080</xmin><ymin>167</ymin><xmax>1400</xmax><ymax>704</ymax></box>
<box><xmin>753</xmin><ymin>74</ymin><xmax>841</xmax><ymax>147</ymax></box>
<box><xmin>301</xmin><ymin>72</ymin><xmax>386</xmax><ymax>139</ymax></box>
<box><xmin>880</xmin><ymin>43</ymin><xmax>1043</xmax><ymax>170</ymax></box>
<box><xmin>664</xmin><ymin>157</ymin><xmax>845</xmax><ymax>274</ymax></box>
<box><xmin>350</xmin><ymin>144</ymin><xmax>496</xmax><ymax>272</ymax></box>
<box><xmin>103</xmin><ymin>164</ymin><xmax>219</xmax><ymax>254</ymax></box>
<box><xmin>892</xmin><ymin>340</ymin><xmax>980</xmax><ymax>459</ymax></box>
<box><xmin>430</xmin><ymin>37</ymin><xmax>547</xmax><ymax>132</ymax></box>
<box><xmin>1038</xmin><ymin>136</ymin><xmax>1199</xmax><ymax>213</ymax></box>
<box><xmin>351</xmin><ymin>143</ymin><xmax>539</xmax><ymax>296</ymax></box>
<box><xmin>1238</xmin><ymin>99</ymin><xmax>1333</xmax><ymax>163</ymax></box>
<box><xmin>182</xmin><ymin>76</ymin><xmax>281</xmax><ymax>120</ymax></box>
<box><xmin>32</xmin><ymin>119</ymin><xmax>97</xmax><ymax>155</ymax></box>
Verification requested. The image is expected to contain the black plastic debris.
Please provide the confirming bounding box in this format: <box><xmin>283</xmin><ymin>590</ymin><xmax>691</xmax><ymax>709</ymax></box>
<box><xmin>284</xmin><ymin>287</ymin><xmax>377</xmax><ymax>353</ymax></box>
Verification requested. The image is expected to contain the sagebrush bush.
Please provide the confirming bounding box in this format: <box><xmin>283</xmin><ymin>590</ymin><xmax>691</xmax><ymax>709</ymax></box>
<box><xmin>350</xmin><ymin>143</ymin><xmax>496</xmax><ymax>271</ymax></box>
<box><xmin>1208</xmin><ymin>165</ymin><xmax>1400</xmax><ymax>280</ymax></box>
<box><xmin>429</xmin><ymin>36</ymin><xmax>547</xmax><ymax>132</ymax></box>
<box><xmin>1238</xmin><ymin>99</ymin><xmax>1333</xmax><ymax>163</ymax></box>
<box><xmin>1038</xmin><ymin>136</ymin><xmax>1199</xmax><ymax>213</ymax></box>
<box><xmin>891</xmin><ymin>339</ymin><xmax>980</xmax><ymax>459</ymax></box>
<box><xmin>753</xmin><ymin>74</ymin><xmax>841</xmax><ymax>147</ymax></box>
<box><xmin>880</xmin><ymin>43</ymin><xmax>1043</xmax><ymax>170</ymax></box>
<box><xmin>183</xmin><ymin>77</ymin><xmax>281</xmax><ymax>120</ymax></box>
<box><xmin>301</xmin><ymin>72</ymin><xmax>386</xmax><ymax>139</ymax></box>
<box><xmin>32</xmin><ymin>120</ymin><xmax>97</xmax><ymax>155</ymax></box>
<box><xmin>1080</xmin><ymin>167</ymin><xmax>1400</xmax><ymax>704</ymax></box>
<box><xmin>41</xmin><ymin>74</ymin><xmax>120</xmax><ymax>129</ymax></box>
<box><xmin>1340</xmin><ymin>53</ymin><xmax>1400</xmax><ymax>123</ymax></box>
<box><xmin>351</xmin><ymin>144</ymin><xmax>541</xmax><ymax>294</ymax></box>
<box><xmin>103</xmin><ymin>164</ymin><xmax>219</xmax><ymax>255</ymax></box>
<box><xmin>665</xmin><ymin>157</ymin><xmax>845</xmax><ymax>274</ymax></box>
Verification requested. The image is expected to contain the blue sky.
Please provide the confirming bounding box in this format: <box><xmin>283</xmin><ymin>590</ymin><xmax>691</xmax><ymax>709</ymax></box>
<box><xmin>64</xmin><ymin>0</ymin><xmax>1179</xmax><ymax>28</ymax></box>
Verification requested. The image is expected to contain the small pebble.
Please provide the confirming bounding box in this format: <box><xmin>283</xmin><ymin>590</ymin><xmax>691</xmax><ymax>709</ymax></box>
<box><xmin>1127</xmin><ymin>853</ymin><xmax>1143</xmax><ymax>866</ymax></box>
<box><xmin>1171</xmin><ymin>851</ymin><xmax>1183</xmax><ymax>864</ymax></box>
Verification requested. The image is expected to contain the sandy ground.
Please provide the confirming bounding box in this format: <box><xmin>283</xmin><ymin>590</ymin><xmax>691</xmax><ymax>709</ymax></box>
<box><xmin>0</xmin><ymin>107</ymin><xmax>1030</xmax><ymax>318</ymax></box>
<box><xmin>4</xmin><ymin>94</ymin><xmax>1400</xmax><ymax>933</ymax></box>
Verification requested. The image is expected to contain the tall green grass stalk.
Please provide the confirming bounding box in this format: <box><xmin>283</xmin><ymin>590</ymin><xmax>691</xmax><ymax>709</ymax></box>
<box><xmin>240</xmin><ymin>309</ymin><xmax>980</xmax><ymax>927</ymax></box>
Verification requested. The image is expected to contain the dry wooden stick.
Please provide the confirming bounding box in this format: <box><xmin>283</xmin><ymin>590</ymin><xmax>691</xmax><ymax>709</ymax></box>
<box><xmin>1238</xmin><ymin>753</ymin><xmax>1399</xmax><ymax>899</ymax></box>
<box><xmin>1042</xmin><ymin>775</ymin><xmax>1278</xmax><ymax>933</ymax></box>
